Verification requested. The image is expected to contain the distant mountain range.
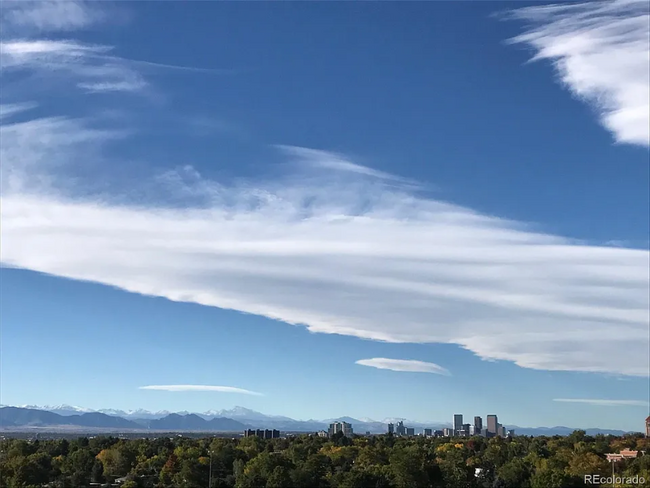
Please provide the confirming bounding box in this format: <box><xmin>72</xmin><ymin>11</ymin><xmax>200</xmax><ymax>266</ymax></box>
<box><xmin>0</xmin><ymin>405</ymin><xmax>633</xmax><ymax>437</ymax></box>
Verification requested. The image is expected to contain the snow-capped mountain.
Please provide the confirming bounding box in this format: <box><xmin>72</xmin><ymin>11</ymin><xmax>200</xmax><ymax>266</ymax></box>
<box><xmin>2</xmin><ymin>404</ymin><xmax>444</xmax><ymax>432</ymax></box>
<box><xmin>201</xmin><ymin>406</ymin><xmax>294</xmax><ymax>422</ymax></box>
<box><xmin>21</xmin><ymin>404</ymin><xmax>95</xmax><ymax>416</ymax></box>
<box><xmin>98</xmin><ymin>409</ymin><xmax>175</xmax><ymax>420</ymax></box>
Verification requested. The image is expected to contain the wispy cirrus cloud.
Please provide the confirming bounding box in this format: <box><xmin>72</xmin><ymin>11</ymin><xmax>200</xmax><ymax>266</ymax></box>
<box><xmin>0</xmin><ymin>0</ymin><xmax>106</xmax><ymax>34</ymax></box>
<box><xmin>356</xmin><ymin>358</ymin><xmax>451</xmax><ymax>375</ymax></box>
<box><xmin>507</xmin><ymin>0</ymin><xmax>650</xmax><ymax>147</ymax></box>
<box><xmin>278</xmin><ymin>146</ymin><xmax>419</xmax><ymax>187</ymax></box>
<box><xmin>0</xmin><ymin>39</ymin><xmax>149</xmax><ymax>94</ymax></box>
<box><xmin>0</xmin><ymin>102</ymin><xmax>38</xmax><ymax>120</ymax></box>
<box><xmin>553</xmin><ymin>398</ymin><xmax>650</xmax><ymax>407</ymax></box>
<box><xmin>139</xmin><ymin>385</ymin><xmax>263</xmax><ymax>396</ymax></box>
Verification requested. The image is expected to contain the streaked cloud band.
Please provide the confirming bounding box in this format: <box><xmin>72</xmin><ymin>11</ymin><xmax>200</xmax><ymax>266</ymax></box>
<box><xmin>553</xmin><ymin>398</ymin><xmax>649</xmax><ymax>407</ymax></box>
<box><xmin>356</xmin><ymin>358</ymin><xmax>451</xmax><ymax>376</ymax></box>
<box><xmin>139</xmin><ymin>385</ymin><xmax>263</xmax><ymax>396</ymax></box>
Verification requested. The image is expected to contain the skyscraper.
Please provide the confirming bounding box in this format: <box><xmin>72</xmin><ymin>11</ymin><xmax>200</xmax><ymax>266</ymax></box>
<box><xmin>387</xmin><ymin>423</ymin><xmax>394</xmax><ymax>434</ymax></box>
<box><xmin>453</xmin><ymin>414</ymin><xmax>463</xmax><ymax>436</ymax></box>
<box><xmin>396</xmin><ymin>421</ymin><xmax>406</xmax><ymax>436</ymax></box>
<box><xmin>474</xmin><ymin>416</ymin><xmax>483</xmax><ymax>432</ymax></box>
<box><xmin>487</xmin><ymin>415</ymin><xmax>498</xmax><ymax>435</ymax></box>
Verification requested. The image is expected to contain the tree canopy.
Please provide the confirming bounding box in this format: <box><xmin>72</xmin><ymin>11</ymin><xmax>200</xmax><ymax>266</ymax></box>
<box><xmin>0</xmin><ymin>431</ymin><xmax>647</xmax><ymax>487</ymax></box>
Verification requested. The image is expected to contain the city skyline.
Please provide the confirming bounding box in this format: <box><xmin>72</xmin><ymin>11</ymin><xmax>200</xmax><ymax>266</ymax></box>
<box><xmin>1</xmin><ymin>0</ymin><xmax>648</xmax><ymax>433</ymax></box>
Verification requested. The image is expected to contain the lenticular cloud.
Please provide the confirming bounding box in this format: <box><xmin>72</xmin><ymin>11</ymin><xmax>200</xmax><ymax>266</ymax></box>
<box><xmin>1</xmin><ymin>111</ymin><xmax>648</xmax><ymax>377</ymax></box>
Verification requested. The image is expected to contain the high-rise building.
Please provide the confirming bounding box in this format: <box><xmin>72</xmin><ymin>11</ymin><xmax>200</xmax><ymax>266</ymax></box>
<box><xmin>396</xmin><ymin>421</ymin><xmax>406</xmax><ymax>436</ymax></box>
<box><xmin>646</xmin><ymin>417</ymin><xmax>650</xmax><ymax>437</ymax></box>
<box><xmin>328</xmin><ymin>422</ymin><xmax>353</xmax><ymax>437</ymax></box>
<box><xmin>487</xmin><ymin>415</ymin><xmax>498</xmax><ymax>435</ymax></box>
<box><xmin>388</xmin><ymin>423</ymin><xmax>394</xmax><ymax>435</ymax></box>
<box><xmin>497</xmin><ymin>425</ymin><xmax>506</xmax><ymax>437</ymax></box>
<box><xmin>406</xmin><ymin>428</ymin><xmax>415</xmax><ymax>436</ymax></box>
<box><xmin>453</xmin><ymin>414</ymin><xmax>463</xmax><ymax>435</ymax></box>
<box><xmin>443</xmin><ymin>428</ymin><xmax>453</xmax><ymax>437</ymax></box>
<box><xmin>461</xmin><ymin>423</ymin><xmax>471</xmax><ymax>437</ymax></box>
<box><xmin>424</xmin><ymin>428</ymin><xmax>432</xmax><ymax>437</ymax></box>
<box><xmin>474</xmin><ymin>416</ymin><xmax>483</xmax><ymax>432</ymax></box>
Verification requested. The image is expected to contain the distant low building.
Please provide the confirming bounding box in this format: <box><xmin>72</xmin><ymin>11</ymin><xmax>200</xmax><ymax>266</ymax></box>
<box><xmin>244</xmin><ymin>429</ymin><xmax>279</xmax><ymax>439</ymax></box>
<box><xmin>606</xmin><ymin>449</ymin><xmax>640</xmax><ymax>462</ymax></box>
<box><xmin>443</xmin><ymin>428</ymin><xmax>453</xmax><ymax>437</ymax></box>
<box><xmin>506</xmin><ymin>429</ymin><xmax>515</xmax><ymax>437</ymax></box>
<box><xmin>434</xmin><ymin>430</ymin><xmax>444</xmax><ymax>437</ymax></box>
<box><xmin>317</xmin><ymin>430</ymin><xmax>328</xmax><ymax>438</ymax></box>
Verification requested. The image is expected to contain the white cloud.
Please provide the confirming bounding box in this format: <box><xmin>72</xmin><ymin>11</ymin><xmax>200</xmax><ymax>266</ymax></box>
<box><xmin>0</xmin><ymin>102</ymin><xmax>38</xmax><ymax>120</ymax></box>
<box><xmin>278</xmin><ymin>145</ymin><xmax>419</xmax><ymax>186</ymax></box>
<box><xmin>1</xmin><ymin>115</ymin><xmax>648</xmax><ymax>377</ymax></box>
<box><xmin>139</xmin><ymin>385</ymin><xmax>263</xmax><ymax>396</ymax></box>
<box><xmin>553</xmin><ymin>398</ymin><xmax>650</xmax><ymax>407</ymax></box>
<box><xmin>356</xmin><ymin>358</ymin><xmax>451</xmax><ymax>375</ymax></box>
<box><xmin>508</xmin><ymin>0</ymin><xmax>650</xmax><ymax>147</ymax></box>
<box><xmin>0</xmin><ymin>39</ymin><xmax>149</xmax><ymax>94</ymax></box>
<box><xmin>1</xmin><ymin>0</ymin><xmax>105</xmax><ymax>34</ymax></box>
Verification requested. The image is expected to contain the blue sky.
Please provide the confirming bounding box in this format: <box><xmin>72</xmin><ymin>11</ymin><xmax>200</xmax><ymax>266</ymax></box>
<box><xmin>1</xmin><ymin>0</ymin><xmax>648</xmax><ymax>431</ymax></box>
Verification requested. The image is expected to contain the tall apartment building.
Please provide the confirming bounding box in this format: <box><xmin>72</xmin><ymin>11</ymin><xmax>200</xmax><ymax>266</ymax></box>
<box><xmin>395</xmin><ymin>421</ymin><xmax>406</xmax><ymax>436</ymax></box>
<box><xmin>487</xmin><ymin>415</ymin><xmax>498</xmax><ymax>435</ymax></box>
<box><xmin>474</xmin><ymin>416</ymin><xmax>483</xmax><ymax>432</ymax></box>
<box><xmin>453</xmin><ymin>414</ymin><xmax>463</xmax><ymax>435</ymax></box>
<box><xmin>387</xmin><ymin>423</ymin><xmax>394</xmax><ymax>435</ymax></box>
<box><xmin>328</xmin><ymin>421</ymin><xmax>353</xmax><ymax>437</ymax></box>
<box><xmin>406</xmin><ymin>428</ymin><xmax>415</xmax><ymax>436</ymax></box>
<box><xmin>424</xmin><ymin>428</ymin><xmax>432</xmax><ymax>437</ymax></box>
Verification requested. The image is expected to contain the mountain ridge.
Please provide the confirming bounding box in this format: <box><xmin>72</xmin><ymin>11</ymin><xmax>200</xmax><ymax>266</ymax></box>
<box><xmin>0</xmin><ymin>405</ymin><xmax>636</xmax><ymax>436</ymax></box>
